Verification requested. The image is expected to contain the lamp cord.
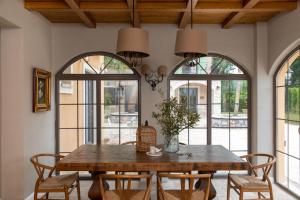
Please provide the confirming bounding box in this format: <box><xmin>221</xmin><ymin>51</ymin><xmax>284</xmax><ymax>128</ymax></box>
<box><xmin>191</xmin><ymin>0</ymin><xmax>193</xmax><ymax>29</ymax></box>
<box><xmin>133</xmin><ymin>0</ymin><xmax>135</xmax><ymax>27</ymax></box>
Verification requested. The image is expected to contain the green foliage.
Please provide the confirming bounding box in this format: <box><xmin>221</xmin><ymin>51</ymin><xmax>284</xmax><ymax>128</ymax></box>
<box><xmin>287</xmin><ymin>87</ymin><xmax>300</xmax><ymax>121</ymax></box>
<box><xmin>221</xmin><ymin>80</ymin><xmax>248</xmax><ymax>113</ymax></box>
<box><xmin>289</xmin><ymin>57</ymin><xmax>300</xmax><ymax>85</ymax></box>
<box><xmin>104</xmin><ymin>57</ymin><xmax>130</xmax><ymax>73</ymax></box>
<box><xmin>152</xmin><ymin>96</ymin><xmax>200</xmax><ymax>143</ymax></box>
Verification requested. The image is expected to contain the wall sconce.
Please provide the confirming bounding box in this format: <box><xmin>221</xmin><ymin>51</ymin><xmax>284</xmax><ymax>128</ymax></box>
<box><xmin>141</xmin><ymin>64</ymin><xmax>168</xmax><ymax>91</ymax></box>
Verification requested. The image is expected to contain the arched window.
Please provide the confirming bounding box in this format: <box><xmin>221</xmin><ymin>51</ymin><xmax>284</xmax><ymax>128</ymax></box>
<box><xmin>56</xmin><ymin>52</ymin><xmax>140</xmax><ymax>155</ymax></box>
<box><xmin>168</xmin><ymin>53</ymin><xmax>251</xmax><ymax>156</ymax></box>
<box><xmin>274</xmin><ymin>47</ymin><xmax>300</xmax><ymax>196</ymax></box>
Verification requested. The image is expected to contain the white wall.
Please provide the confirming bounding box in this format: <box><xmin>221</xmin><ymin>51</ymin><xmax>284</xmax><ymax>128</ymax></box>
<box><xmin>51</xmin><ymin>23</ymin><xmax>255</xmax><ymax>143</ymax></box>
<box><xmin>0</xmin><ymin>0</ymin><xmax>53</xmax><ymax>199</ymax></box>
<box><xmin>268</xmin><ymin>1</ymin><xmax>300</xmax><ymax>74</ymax></box>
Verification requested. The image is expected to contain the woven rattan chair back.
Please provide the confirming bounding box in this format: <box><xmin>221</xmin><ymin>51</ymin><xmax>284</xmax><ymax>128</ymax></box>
<box><xmin>98</xmin><ymin>174</ymin><xmax>152</xmax><ymax>200</ymax></box>
<box><xmin>158</xmin><ymin>173</ymin><xmax>211</xmax><ymax>200</ymax></box>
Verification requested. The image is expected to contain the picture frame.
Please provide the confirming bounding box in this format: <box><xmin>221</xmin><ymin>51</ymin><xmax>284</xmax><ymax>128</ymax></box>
<box><xmin>33</xmin><ymin>68</ymin><xmax>51</xmax><ymax>112</ymax></box>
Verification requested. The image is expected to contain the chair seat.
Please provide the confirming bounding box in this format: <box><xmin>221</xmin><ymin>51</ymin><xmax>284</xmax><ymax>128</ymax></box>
<box><xmin>39</xmin><ymin>172</ymin><xmax>78</xmax><ymax>190</ymax></box>
<box><xmin>104</xmin><ymin>190</ymin><xmax>146</xmax><ymax>200</ymax></box>
<box><xmin>161</xmin><ymin>190</ymin><xmax>205</xmax><ymax>200</ymax></box>
<box><xmin>229</xmin><ymin>174</ymin><xmax>269</xmax><ymax>190</ymax></box>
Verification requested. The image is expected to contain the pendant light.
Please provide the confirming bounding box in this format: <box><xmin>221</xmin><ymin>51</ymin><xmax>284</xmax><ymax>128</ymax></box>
<box><xmin>175</xmin><ymin>0</ymin><xmax>207</xmax><ymax>66</ymax></box>
<box><xmin>116</xmin><ymin>0</ymin><xmax>149</xmax><ymax>67</ymax></box>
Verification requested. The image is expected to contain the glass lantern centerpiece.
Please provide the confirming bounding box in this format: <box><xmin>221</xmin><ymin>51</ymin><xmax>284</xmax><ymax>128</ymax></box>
<box><xmin>152</xmin><ymin>96</ymin><xmax>200</xmax><ymax>152</ymax></box>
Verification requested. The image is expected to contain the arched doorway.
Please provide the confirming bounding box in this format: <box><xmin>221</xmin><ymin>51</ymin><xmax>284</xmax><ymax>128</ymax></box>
<box><xmin>168</xmin><ymin>53</ymin><xmax>251</xmax><ymax>156</ymax></box>
<box><xmin>55</xmin><ymin>52</ymin><xmax>141</xmax><ymax>155</ymax></box>
<box><xmin>274</xmin><ymin>47</ymin><xmax>300</xmax><ymax>196</ymax></box>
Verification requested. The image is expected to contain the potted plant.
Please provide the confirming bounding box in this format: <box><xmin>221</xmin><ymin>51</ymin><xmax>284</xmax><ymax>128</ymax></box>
<box><xmin>152</xmin><ymin>96</ymin><xmax>200</xmax><ymax>152</ymax></box>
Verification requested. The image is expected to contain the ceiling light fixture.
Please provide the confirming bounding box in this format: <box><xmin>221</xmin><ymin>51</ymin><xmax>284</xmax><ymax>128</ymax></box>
<box><xmin>116</xmin><ymin>0</ymin><xmax>149</xmax><ymax>67</ymax></box>
<box><xmin>174</xmin><ymin>0</ymin><xmax>207</xmax><ymax>66</ymax></box>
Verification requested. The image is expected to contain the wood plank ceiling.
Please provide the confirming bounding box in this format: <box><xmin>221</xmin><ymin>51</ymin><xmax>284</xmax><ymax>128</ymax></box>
<box><xmin>24</xmin><ymin>0</ymin><xmax>298</xmax><ymax>28</ymax></box>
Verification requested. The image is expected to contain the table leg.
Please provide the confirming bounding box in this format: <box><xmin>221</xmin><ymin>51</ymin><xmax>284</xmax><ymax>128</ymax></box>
<box><xmin>88</xmin><ymin>171</ymin><xmax>109</xmax><ymax>200</ymax></box>
<box><xmin>195</xmin><ymin>171</ymin><xmax>217</xmax><ymax>200</ymax></box>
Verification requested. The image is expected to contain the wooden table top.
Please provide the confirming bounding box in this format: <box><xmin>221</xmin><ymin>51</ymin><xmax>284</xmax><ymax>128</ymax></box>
<box><xmin>56</xmin><ymin>145</ymin><xmax>248</xmax><ymax>172</ymax></box>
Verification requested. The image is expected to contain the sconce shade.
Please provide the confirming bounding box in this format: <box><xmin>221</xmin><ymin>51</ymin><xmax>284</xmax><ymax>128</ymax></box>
<box><xmin>141</xmin><ymin>64</ymin><xmax>152</xmax><ymax>75</ymax></box>
<box><xmin>158</xmin><ymin>65</ymin><xmax>168</xmax><ymax>76</ymax></box>
<box><xmin>175</xmin><ymin>28</ymin><xmax>207</xmax><ymax>58</ymax></box>
<box><xmin>116</xmin><ymin>27</ymin><xmax>150</xmax><ymax>58</ymax></box>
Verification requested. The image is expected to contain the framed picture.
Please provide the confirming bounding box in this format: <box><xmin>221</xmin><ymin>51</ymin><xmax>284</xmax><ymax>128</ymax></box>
<box><xmin>33</xmin><ymin>68</ymin><xmax>51</xmax><ymax>112</ymax></box>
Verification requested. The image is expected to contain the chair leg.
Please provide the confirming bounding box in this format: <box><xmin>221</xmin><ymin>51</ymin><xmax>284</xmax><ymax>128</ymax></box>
<box><xmin>45</xmin><ymin>192</ymin><xmax>49</xmax><ymax>200</ymax></box>
<box><xmin>34</xmin><ymin>191</ymin><xmax>38</xmax><ymax>200</ymax></box>
<box><xmin>239</xmin><ymin>190</ymin><xmax>243</xmax><ymax>200</ymax></box>
<box><xmin>77</xmin><ymin>179</ymin><xmax>81</xmax><ymax>200</ymax></box>
<box><xmin>64</xmin><ymin>187</ymin><xmax>70</xmax><ymax>200</ymax></box>
<box><xmin>226</xmin><ymin>178</ymin><xmax>231</xmax><ymax>200</ymax></box>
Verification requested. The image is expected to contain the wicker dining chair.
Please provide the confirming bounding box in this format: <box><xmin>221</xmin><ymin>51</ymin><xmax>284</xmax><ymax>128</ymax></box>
<box><xmin>98</xmin><ymin>174</ymin><xmax>152</xmax><ymax>200</ymax></box>
<box><xmin>227</xmin><ymin>153</ymin><xmax>276</xmax><ymax>200</ymax></box>
<box><xmin>157</xmin><ymin>173</ymin><xmax>211</xmax><ymax>200</ymax></box>
<box><xmin>30</xmin><ymin>154</ymin><xmax>81</xmax><ymax>200</ymax></box>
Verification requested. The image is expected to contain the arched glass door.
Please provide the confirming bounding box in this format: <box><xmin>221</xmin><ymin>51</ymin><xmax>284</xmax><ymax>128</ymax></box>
<box><xmin>56</xmin><ymin>52</ymin><xmax>141</xmax><ymax>155</ymax></box>
<box><xmin>275</xmin><ymin>47</ymin><xmax>300</xmax><ymax>196</ymax></box>
<box><xmin>169</xmin><ymin>54</ymin><xmax>251</xmax><ymax>156</ymax></box>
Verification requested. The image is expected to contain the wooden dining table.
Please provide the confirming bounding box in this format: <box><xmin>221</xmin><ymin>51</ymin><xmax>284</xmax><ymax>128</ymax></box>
<box><xmin>56</xmin><ymin>144</ymin><xmax>248</xmax><ymax>200</ymax></box>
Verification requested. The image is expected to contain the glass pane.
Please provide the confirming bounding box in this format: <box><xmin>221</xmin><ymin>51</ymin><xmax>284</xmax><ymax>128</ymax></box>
<box><xmin>63</xmin><ymin>59</ymin><xmax>97</xmax><ymax>74</ymax></box>
<box><xmin>287</xmin><ymin>55</ymin><xmax>300</xmax><ymax>86</ymax></box>
<box><xmin>276</xmin><ymin>120</ymin><xmax>288</xmax><ymax>153</ymax></box>
<box><xmin>289</xmin><ymin>157</ymin><xmax>300</xmax><ymax>194</ymax></box>
<box><xmin>60</xmin><ymin>105</ymin><xmax>77</xmax><ymax>128</ymax></box>
<box><xmin>101</xmin><ymin>80</ymin><xmax>120</xmax><ymax>104</ymax></box>
<box><xmin>120</xmin><ymin>107</ymin><xmax>138</xmax><ymax>128</ymax></box>
<box><xmin>212</xmin><ymin>104</ymin><xmax>229</xmax><ymax>128</ymax></box>
<box><xmin>212</xmin><ymin>59</ymin><xmax>243</xmax><ymax>75</ymax></box>
<box><xmin>288</xmin><ymin>122</ymin><xmax>300</xmax><ymax>159</ymax></box>
<box><xmin>189</xmin><ymin>129</ymin><xmax>207</xmax><ymax>145</ymax></box>
<box><xmin>120</xmin><ymin>80</ymin><xmax>138</xmax><ymax>105</ymax></box>
<box><xmin>59</xmin><ymin>80</ymin><xmax>77</xmax><ymax>104</ymax></box>
<box><xmin>82</xmin><ymin>129</ymin><xmax>97</xmax><ymax>144</ymax></box>
<box><xmin>59</xmin><ymin>129</ymin><xmax>78</xmax><ymax>153</ymax></box>
<box><xmin>101</xmin><ymin>129</ymin><xmax>119</xmax><ymax>144</ymax></box>
<box><xmin>78</xmin><ymin>80</ymin><xmax>97</xmax><ymax>104</ymax></box>
<box><xmin>102</xmin><ymin>57</ymin><xmax>133</xmax><ymax>74</ymax></box>
<box><xmin>233</xmin><ymin>151</ymin><xmax>248</xmax><ymax>157</ymax></box>
<box><xmin>287</xmin><ymin>87</ymin><xmax>300</xmax><ymax>121</ymax></box>
<box><xmin>179</xmin><ymin>129</ymin><xmax>188</xmax><ymax>145</ymax></box>
<box><xmin>211</xmin><ymin>81</ymin><xmax>222</xmax><ymax>104</ymax></box>
<box><xmin>276</xmin><ymin>87</ymin><xmax>286</xmax><ymax>119</ymax></box>
<box><xmin>277</xmin><ymin>62</ymin><xmax>289</xmax><ymax>86</ymax></box>
<box><xmin>188</xmin><ymin>80</ymin><xmax>207</xmax><ymax>104</ymax></box>
<box><xmin>78</xmin><ymin>105</ymin><xmax>97</xmax><ymax>128</ymax></box>
<box><xmin>174</xmin><ymin>62</ymin><xmax>206</xmax><ymax>74</ymax></box>
<box><xmin>200</xmin><ymin>56</ymin><xmax>223</xmax><ymax>74</ymax></box>
<box><xmin>102</xmin><ymin>105</ymin><xmax>119</xmax><ymax>127</ymax></box>
<box><xmin>212</xmin><ymin>128</ymin><xmax>229</xmax><ymax>149</ymax></box>
<box><xmin>120</xmin><ymin>129</ymin><xmax>137</xmax><ymax>144</ymax></box>
<box><xmin>229</xmin><ymin>80</ymin><xmax>248</xmax><ymax>115</ymax></box>
<box><xmin>230</xmin><ymin>128</ymin><xmax>248</xmax><ymax>151</ymax></box>
<box><xmin>276</xmin><ymin>151</ymin><xmax>288</xmax><ymax>187</ymax></box>
<box><xmin>170</xmin><ymin>80</ymin><xmax>188</xmax><ymax>100</ymax></box>
<box><xmin>192</xmin><ymin>105</ymin><xmax>207</xmax><ymax>128</ymax></box>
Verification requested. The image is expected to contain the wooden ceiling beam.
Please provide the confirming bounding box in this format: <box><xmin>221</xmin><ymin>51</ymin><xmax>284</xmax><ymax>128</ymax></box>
<box><xmin>127</xmin><ymin>0</ymin><xmax>140</xmax><ymax>27</ymax></box>
<box><xmin>64</xmin><ymin>0</ymin><xmax>96</xmax><ymax>28</ymax></box>
<box><xmin>24</xmin><ymin>1</ymin><xmax>297</xmax><ymax>13</ymax></box>
<box><xmin>178</xmin><ymin>0</ymin><xmax>198</xmax><ymax>29</ymax></box>
<box><xmin>222</xmin><ymin>0</ymin><xmax>260</xmax><ymax>29</ymax></box>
